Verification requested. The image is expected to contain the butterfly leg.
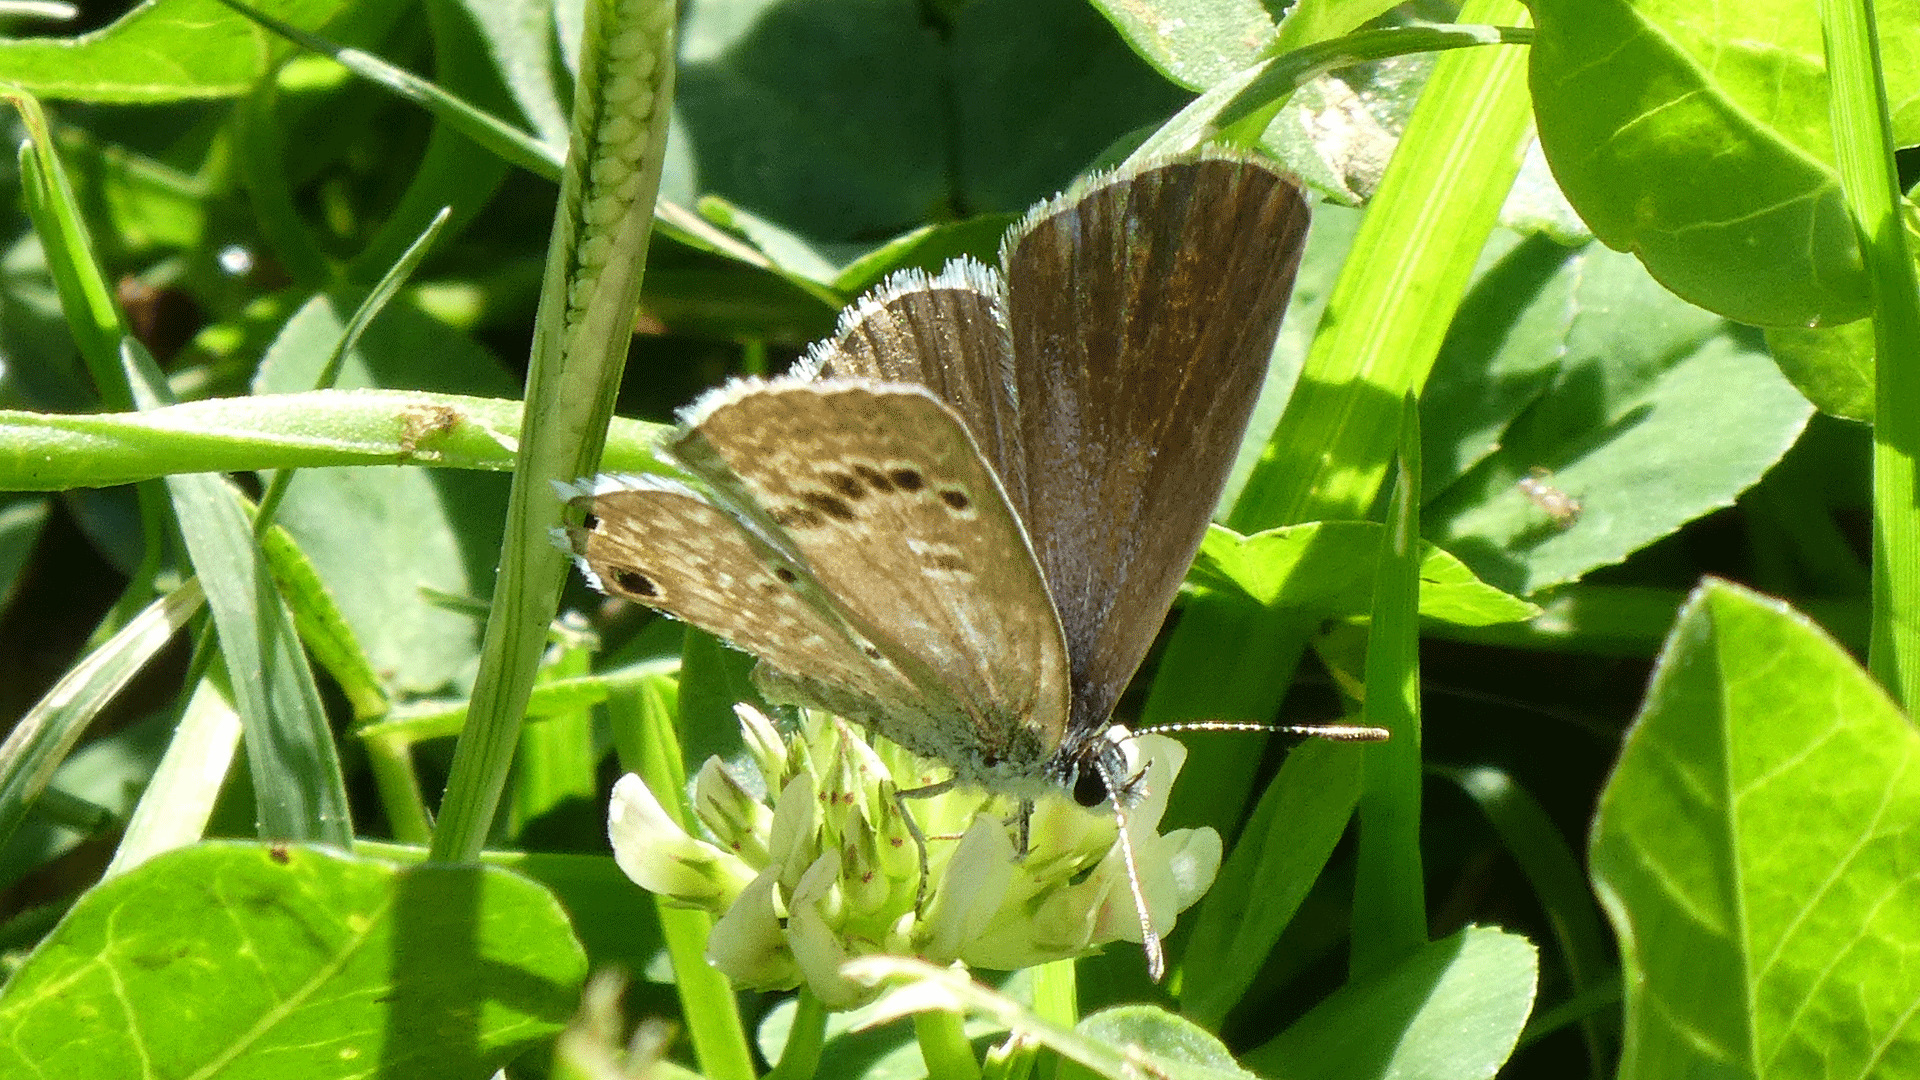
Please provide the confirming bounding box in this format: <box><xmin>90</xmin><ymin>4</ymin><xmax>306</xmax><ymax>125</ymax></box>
<box><xmin>894</xmin><ymin>776</ymin><xmax>956</xmax><ymax>911</ymax></box>
<box><xmin>1001</xmin><ymin>799</ymin><xmax>1035</xmax><ymax>857</ymax></box>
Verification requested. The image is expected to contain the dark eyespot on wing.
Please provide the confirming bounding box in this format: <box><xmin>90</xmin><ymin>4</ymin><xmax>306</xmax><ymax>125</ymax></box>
<box><xmin>825</xmin><ymin>472</ymin><xmax>866</xmax><ymax>500</ymax></box>
<box><xmin>938</xmin><ymin>489</ymin><xmax>971</xmax><ymax>511</ymax></box>
<box><xmin>774</xmin><ymin>567</ymin><xmax>798</xmax><ymax>584</ymax></box>
<box><xmin>888</xmin><ymin>467</ymin><xmax>925</xmax><ymax>491</ymax></box>
<box><xmin>853</xmin><ymin>464</ymin><xmax>895</xmax><ymax>493</ymax></box>
<box><xmin>612</xmin><ymin>568</ymin><xmax>658</xmax><ymax>598</ymax></box>
<box><xmin>802</xmin><ymin>491</ymin><xmax>858</xmax><ymax>522</ymax></box>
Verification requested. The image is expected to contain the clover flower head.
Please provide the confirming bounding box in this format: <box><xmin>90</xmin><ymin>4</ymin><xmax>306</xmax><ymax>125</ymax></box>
<box><xmin>606</xmin><ymin>705</ymin><xmax>1222</xmax><ymax>1008</ymax></box>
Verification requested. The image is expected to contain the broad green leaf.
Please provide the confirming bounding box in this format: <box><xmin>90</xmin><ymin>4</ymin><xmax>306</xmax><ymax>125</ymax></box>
<box><xmin>1086</xmin><ymin>0</ymin><xmax>1273</xmax><ymax>90</ymax></box>
<box><xmin>1244</xmin><ymin>926</ymin><xmax>1538</xmax><ymax>1079</ymax></box>
<box><xmin>1190</xmin><ymin>522</ymin><xmax>1539</xmax><ymax>627</ymax></box>
<box><xmin>848</xmin><ymin>958</ymin><xmax>1256</xmax><ymax>1080</ymax></box>
<box><xmin>672</xmin><ymin>0</ymin><xmax>1183</xmax><ymax>251</ymax></box>
<box><xmin>1528</xmin><ymin>0</ymin><xmax>1920</xmax><ymax>326</ymax></box>
<box><xmin>357</xmin><ymin>840</ymin><xmax>666</xmax><ymax>981</ymax></box>
<box><xmin>0</xmin><ymin>842</ymin><xmax>587</xmax><ymax>1078</ymax></box>
<box><xmin>1424</xmin><ymin>240</ymin><xmax>1815</xmax><ymax>595</ymax></box>
<box><xmin>1766</xmin><ymin>319</ymin><xmax>1876</xmax><ymax>422</ymax></box>
<box><xmin>1069</xmin><ymin>1007</ymin><xmax>1257</xmax><ymax>1080</ymax></box>
<box><xmin>1591</xmin><ymin>580</ymin><xmax>1920</xmax><ymax>1080</ymax></box>
<box><xmin>0</xmin><ymin>0</ymin><xmax>353</xmax><ymax>102</ymax></box>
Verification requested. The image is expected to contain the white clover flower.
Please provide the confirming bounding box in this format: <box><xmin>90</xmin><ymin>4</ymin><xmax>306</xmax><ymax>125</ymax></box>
<box><xmin>606</xmin><ymin>705</ymin><xmax>1221</xmax><ymax>1006</ymax></box>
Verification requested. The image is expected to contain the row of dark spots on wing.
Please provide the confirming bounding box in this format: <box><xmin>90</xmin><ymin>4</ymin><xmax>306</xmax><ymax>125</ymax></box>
<box><xmin>770</xmin><ymin>464</ymin><xmax>974</xmax><ymax>531</ymax></box>
<box><xmin>582</xmin><ymin>502</ymin><xmax>802</xmax><ymax>603</ymax></box>
<box><xmin>610</xmin><ymin>560</ymin><xmax>797</xmax><ymax>603</ymax></box>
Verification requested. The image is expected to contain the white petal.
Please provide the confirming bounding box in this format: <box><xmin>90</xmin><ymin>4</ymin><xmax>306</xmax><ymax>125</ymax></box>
<box><xmin>707</xmin><ymin>870</ymin><xmax>800</xmax><ymax>990</ymax></box>
<box><xmin>607</xmin><ymin>773</ymin><xmax>753</xmax><ymax>903</ymax></box>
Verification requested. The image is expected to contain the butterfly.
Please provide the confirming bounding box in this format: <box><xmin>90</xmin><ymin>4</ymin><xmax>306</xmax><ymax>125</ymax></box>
<box><xmin>561</xmin><ymin>153</ymin><xmax>1340</xmax><ymax>977</ymax></box>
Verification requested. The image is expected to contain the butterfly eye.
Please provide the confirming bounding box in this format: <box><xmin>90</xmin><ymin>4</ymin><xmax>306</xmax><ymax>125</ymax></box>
<box><xmin>1071</xmin><ymin>766</ymin><xmax>1109</xmax><ymax>808</ymax></box>
<box><xmin>582</xmin><ymin>512</ymin><xmax>601</xmax><ymax>530</ymax></box>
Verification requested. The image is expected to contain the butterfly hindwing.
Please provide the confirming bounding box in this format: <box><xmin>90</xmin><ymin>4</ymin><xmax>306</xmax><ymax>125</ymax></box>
<box><xmin>560</xmin><ymin>475</ymin><xmax>945</xmax><ymax>731</ymax></box>
<box><xmin>803</xmin><ymin>260</ymin><xmax>1027</xmax><ymax>507</ymax></box>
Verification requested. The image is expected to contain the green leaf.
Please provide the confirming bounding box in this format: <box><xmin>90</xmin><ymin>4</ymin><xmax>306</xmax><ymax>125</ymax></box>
<box><xmin>356</xmin><ymin>840</ymin><xmax>666</xmax><ymax>980</ymax></box>
<box><xmin>0</xmin><ymin>582</ymin><xmax>202</xmax><ymax>856</ymax></box>
<box><xmin>672</xmin><ymin>0</ymin><xmax>1184</xmax><ymax>249</ymax></box>
<box><xmin>1591</xmin><ymin>579</ymin><xmax>1920</xmax><ymax>1079</ymax></box>
<box><xmin>1086</xmin><ymin>0</ymin><xmax>1274</xmax><ymax>91</ymax></box>
<box><xmin>253</xmin><ymin>294</ymin><xmax>516</xmax><ymax>697</ymax></box>
<box><xmin>0</xmin><ymin>0</ymin><xmax>354</xmax><ymax>102</ymax></box>
<box><xmin>443</xmin><ymin>0</ymin><xmax>571</xmax><ymax>152</ymax></box>
<box><xmin>0</xmin><ymin>842</ymin><xmax>587</xmax><ymax>1078</ymax></box>
<box><xmin>0</xmin><ymin>712</ymin><xmax>173</xmax><ymax>892</ymax></box>
<box><xmin>105</xmin><ymin>675</ymin><xmax>242</xmax><ymax>877</ymax></box>
<box><xmin>1178</xmin><ymin>741</ymin><xmax>1366</xmax><ymax>1028</ymax></box>
<box><xmin>1244</xmin><ymin>926</ymin><xmax>1538</xmax><ymax>1079</ymax></box>
<box><xmin>1424</xmin><ymin>240</ymin><xmax>1815</xmax><ymax>595</ymax></box>
<box><xmin>1068</xmin><ymin>1007</ymin><xmax>1257</xmax><ymax>1080</ymax></box>
<box><xmin>1190</xmin><ymin>522</ymin><xmax>1540</xmax><ymax>627</ymax></box>
<box><xmin>1527</xmin><ymin>0</ymin><xmax>1920</xmax><ymax>326</ymax></box>
<box><xmin>1767</xmin><ymin>317</ymin><xmax>1876</xmax><ymax>422</ymax></box>
<box><xmin>1350</xmin><ymin>396</ymin><xmax>1427</xmax><ymax>976</ymax></box>
<box><xmin>848</xmin><ymin>958</ymin><xmax>1255</xmax><ymax>1080</ymax></box>
<box><xmin>0</xmin><ymin>389</ymin><xmax>672</xmax><ymax>491</ymax></box>
<box><xmin>0</xmin><ymin>492</ymin><xmax>49</xmax><ymax>612</ymax></box>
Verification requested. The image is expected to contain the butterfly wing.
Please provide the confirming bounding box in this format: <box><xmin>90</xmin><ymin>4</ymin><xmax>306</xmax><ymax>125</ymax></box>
<box><xmin>801</xmin><ymin>261</ymin><xmax>1027</xmax><ymax>502</ymax></box>
<box><xmin>669</xmin><ymin>378</ymin><xmax>1073</xmax><ymax>790</ymax></box>
<box><xmin>559</xmin><ymin>474</ymin><xmax>953</xmax><ymax>734</ymax></box>
<box><xmin>999</xmin><ymin>155</ymin><xmax>1313</xmax><ymax>736</ymax></box>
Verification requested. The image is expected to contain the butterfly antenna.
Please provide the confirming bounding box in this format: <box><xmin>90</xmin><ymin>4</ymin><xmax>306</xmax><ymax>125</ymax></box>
<box><xmin>1095</xmin><ymin>752</ymin><xmax>1165</xmax><ymax>982</ymax></box>
<box><xmin>1135</xmin><ymin>719</ymin><xmax>1390</xmax><ymax>742</ymax></box>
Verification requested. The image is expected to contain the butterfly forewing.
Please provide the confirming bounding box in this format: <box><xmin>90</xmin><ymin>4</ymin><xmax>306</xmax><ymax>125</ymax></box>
<box><xmin>1001</xmin><ymin>156</ymin><xmax>1312</xmax><ymax>735</ymax></box>
<box><xmin>669</xmin><ymin>379</ymin><xmax>1073</xmax><ymax>786</ymax></box>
